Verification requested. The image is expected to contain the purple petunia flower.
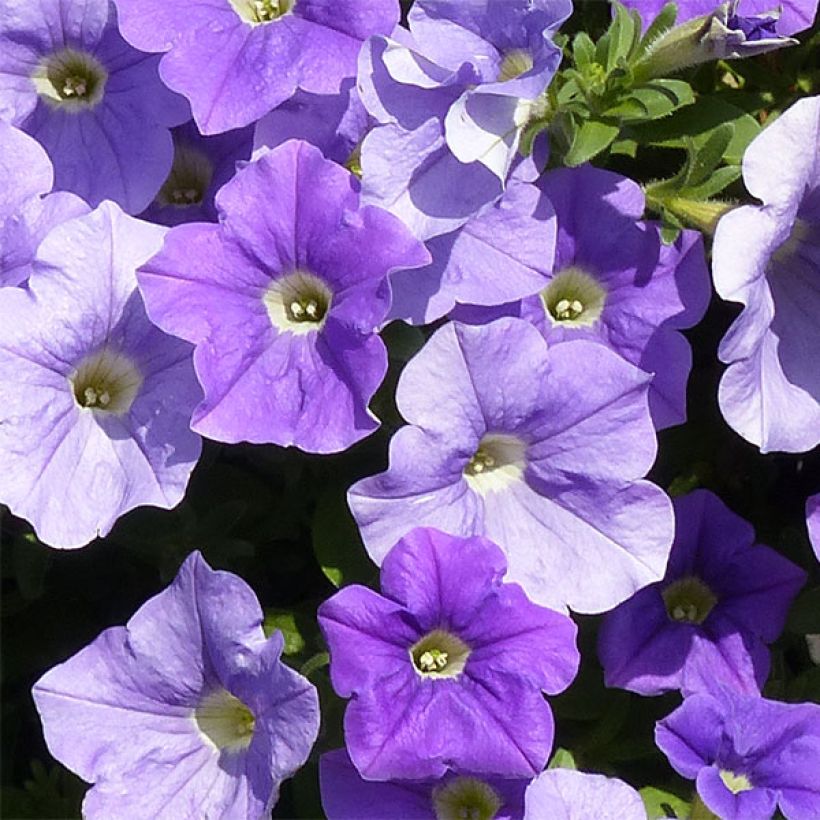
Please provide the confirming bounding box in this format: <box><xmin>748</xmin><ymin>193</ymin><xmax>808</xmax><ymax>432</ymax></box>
<box><xmin>317</xmin><ymin>527</ymin><xmax>579</xmax><ymax>781</ymax></box>
<box><xmin>137</xmin><ymin>139</ymin><xmax>429</xmax><ymax>453</ymax></box>
<box><xmin>349</xmin><ymin>318</ymin><xmax>674</xmax><ymax>614</ymax></box>
<box><xmin>140</xmin><ymin>120</ymin><xmax>253</xmax><ymax>227</ymax></box>
<box><xmin>808</xmin><ymin>493</ymin><xmax>820</xmax><ymax>563</ymax></box>
<box><xmin>0</xmin><ymin>201</ymin><xmax>202</xmax><ymax>548</ymax></box>
<box><xmin>452</xmin><ymin>166</ymin><xmax>710</xmax><ymax>430</ymax></box>
<box><xmin>33</xmin><ymin>550</ymin><xmax>320</xmax><ymax>819</ymax></box>
<box><xmin>524</xmin><ymin>767</ymin><xmax>647</xmax><ymax>819</ymax></box>
<box><xmin>621</xmin><ymin>0</ymin><xmax>818</xmax><ymax>36</ymax></box>
<box><xmin>599</xmin><ymin>489</ymin><xmax>805</xmax><ymax>697</ymax></box>
<box><xmin>320</xmin><ymin>748</ymin><xmax>529</xmax><ymax>819</ymax></box>
<box><xmin>713</xmin><ymin>95</ymin><xmax>820</xmax><ymax>453</ymax></box>
<box><xmin>655</xmin><ymin>689</ymin><xmax>820</xmax><ymax>820</ymax></box>
<box><xmin>0</xmin><ymin>120</ymin><xmax>88</xmax><ymax>287</ymax></box>
<box><xmin>0</xmin><ymin>0</ymin><xmax>189</xmax><ymax>213</ymax></box>
<box><xmin>112</xmin><ymin>0</ymin><xmax>399</xmax><ymax>134</ymax></box>
<box><xmin>358</xmin><ymin>0</ymin><xmax>569</xmax><ymax>241</ymax></box>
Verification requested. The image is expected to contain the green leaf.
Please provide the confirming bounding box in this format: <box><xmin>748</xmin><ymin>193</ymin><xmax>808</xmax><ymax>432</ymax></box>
<box><xmin>633</xmin><ymin>2</ymin><xmax>678</xmax><ymax>63</ymax></box>
<box><xmin>547</xmin><ymin>748</ymin><xmax>577</xmax><ymax>770</ymax></box>
<box><xmin>263</xmin><ymin>609</ymin><xmax>306</xmax><ymax>655</ymax></box>
<box><xmin>640</xmin><ymin>786</ymin><xmax>691</xmax><ymax>819</ymax></box>
<box><xmin>682</xmin><ymin>123</ymin><xmax>734</xmax><ymax>187</ymax></box>
<box><xmin>572</xmin><ymin>31</ymin><xmax>596</xmax><ymax>70</ymax></box>
<box><xmin>682</xmin><ymin>165</ymin><xmax>741</xmax><ymax>199</ymax></box>
<box><xmin>564</xmin><ymin>118</ymin><xmax>620</xmax><ymax>166</ymax></box>
<box><xmin>606</xmin><ymin>3</ymin><xmax>641</xmax><ymax>71</ymax></box>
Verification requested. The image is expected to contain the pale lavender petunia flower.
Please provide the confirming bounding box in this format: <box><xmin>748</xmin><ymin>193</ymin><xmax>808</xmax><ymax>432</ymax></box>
<box><xmin>0</xmin><ymin>202</ymin><xmax>202</xmax><ymax>548</ymax></box>
<box><xmin>112</xmin><ymin>0</ymin><xmax>399</xmax><ymax>134</ymax></box>
<box><xmin>452</xmin><ymin>166</ymin><xmax>710</xmax><ymax>430</ymax></box>
<box><xmin>713</xmin><ymin>95</ymin><xmax>820</xmax><ymax>453</ymax></box>
<box><xmin>656</xmin><ymin>689</ymin><xmax>820</xmax><ymax>820</ymax></box>
<box><xmin>349</xmin><ymin>318</ymin><xmax>674</xmax><ymax>615</ymax></box>
<box><xmin>317</xmin><ymin>527</ymin><xmax>579</xmax><ymax>781</ymax></box>
<box><xmin>599</xmin><ymin>489</ymin><xmax>806</xmax><ymax>697</ymax></box>
<box><xmin>320</xmin><ymin>748</ymin><xmax>529</xmax><ymax>819</ymax></box>
<box><xmin>137</xmin><ymin>139</ymin><xmax>429</xmax><ymax>453</ymax></box>
<box><xmin>621</xmin><ymin>0</ymin><xmax>818</xmax><ymax>36</ymax></box>
<box><xmin>808</xmin><ymin>493</ymin><xmax>820</xmax><ymax>563</ymax></box>
<box><xmin>140</xmin><ymin>119</ymin><xmax>253</xmax><ymax>227</ymax></box>
<box><xmin>0</xmin><ymin>120</ymin><xmax>88</xmax><ymax>287</ymax></box>
<box><xmin>33</xmin><ymin>550</ymin><xmax>320</xmax><ymax>819</ymax></box>
<box><xmin>523</xmin><ymin>767</ymin><xmax>647</xmax><ymax>819</ymax></box>
<box><xmin>357</xmin><ymin>1</ymin><xmax>569</xmax><ymax>241</ymax></box>
<box><xmin>0</xmin><ymin>0</ymin><xmax>189</xmax><ymax>213</ymax></box>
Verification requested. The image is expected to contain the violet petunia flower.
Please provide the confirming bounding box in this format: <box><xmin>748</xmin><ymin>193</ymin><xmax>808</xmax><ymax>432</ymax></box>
<box><xmin>358</xmin><ymin>0</ymin><xmax>569</xmax><ymax>241</ymax></box>
<box><xmin>33</xmin><ymin>551</ymin><xmax>320</xmax><ymax>819</ymax></box>
<box><xmin>599</xmin><ymin>489</ymin><xmax>806</xmax><ymax>697</ymax></box>
<box><xmin>0</xmin><ymin>202</ymin><xmax>202</xmax><ymax>549</ymax></box>
<box><xmin>140</xmin><ymin>120</ymin><xmax>253</xmax><ymax>227</ymax></box>
<box><xmin>0</xmin><ymin>120</ymin><xmax>88</xmax><ymax>287</ymax></box>
<box><xmin>320</xmin><ymin>748</ymin><xmax>529</xmax><ymax>819</ymax></box>
<box><xmin>349</xmin><ymin>318</ymin><xmax>674</xmax><ymax>616</ymax></box>
<box><xmin>523</xmin><ymin>767</ymin><xmax>647</xmax><ymax>819</ymax></box>
<box><xmin>621</xmin><ymin>0</ymin><xmax>818</xmax><ymax>37</ymax></box>
<box><xmin>712</xmin><ymin>95</ymin><xmax>820</xmax><ymax>453</ymax></box>
<box><xmin>808</xmin><ymin>493</ymin><xmax>820</xmax><ymax>563</ymax></box>
<box><xmin>112</xmin><ymin>0</ymin><xmax>399</xmax><ymax>134</ymax></box>
<box><xmin>655</xmin><ymin>689</ymin><xmax>820</xmax><ymax>820</ymax></box>
<box><xmin>452</xmin><ymin>166</ymin><xmax>710</xmax><ymax>430</ymax></box>
<box><xmin>137</xmin><ymin>139</ymin><xmax>429</xmax><ymax>453</ymax></box>
<box><xmin>317</xmin><ymin>527</ymin><xmax>579</xmax><ymax>781</ymax></box>
<box><xmin>0</xmin><ymin>0</ymin><xmax>189</xmax><ymax>213</ymax></box>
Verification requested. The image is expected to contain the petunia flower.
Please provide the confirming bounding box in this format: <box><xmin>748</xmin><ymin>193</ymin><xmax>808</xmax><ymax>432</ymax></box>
<box><xmin>598</xmin><ymin>489</ymin><xmax>806</xmax><ymax>697</ymax></box>
<box><xmin>655</xmin><ymin>689</ymin><xmax>820</xmax><ymax>820</ymax></box>
<box><xmin>808</xmin><ymin>493</ymin><xmax>820</xmax><ymax>563</ymax></box>
<box><xmin>451</xmin><ymin>165</ymin><xmax>711</xmax><ymax>430</ymax></box>
<box><xmin>523</xmin><ymin>767</ymin><xmax>647</xmax><ymax>819</ymax></box>
<box><xmin>349</xmin><ymin>318</ymin><xmax>674</xmax><ymax>615</ymax></box>
<box><xmin>0</xmin><ymin>120</ymin><xmax>88</xmax><ymax>287</ymax></box>
<box><xmin>320</xmin><ymin>748</ymin><xmax>529</xmax><ymax>819</ymax></box>
<box><xmin>317</xmin><ymin>527</ymin><xmax>580</xmax><ymax>781</ymax></box>
<box><xmin>140</xmin><ymin>119</ymin><xmax>253</xmax><ymax>227</ymax></box>
<box><xmin>712</xmin><ymin>95</ymin><xmax>820</xmax><ymax>453</ymax></box>
<box><xmin>357</xmin><ymin>0</ymin><xmax>569</xmax><ymax>241</ymax></box>
<box><xmin>0</xmin><ymin>0</ymin><xmax>189</xmax><ymax>213</ymax></box>
<box><xmin>137</xmin><ymin>138</ymin><xmax>429</xmax><ymax>453</ymax></box>
<box><xmin>0</xmin><ymin>201</ymin><xmax>202</xmax><ymax>548</ymax></box>
<box><xmin>112</xmin><ymin>0</ymin><xmax>399</xmax><ymax>134</ymax></box>
<box><xmin>32</xmin><ymin>550</ymin><xmax>320</xmax><ymax>819</ymax></box>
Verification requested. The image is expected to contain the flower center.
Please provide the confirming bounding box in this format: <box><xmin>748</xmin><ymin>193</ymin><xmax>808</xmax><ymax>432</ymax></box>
<box><xmin>230</xmin><ymin>0</ymin><xmax>294</xmax><ymax>24</ymax></box>
<box><xmin>32</xmin><ymin>48</ymin><xmax>107</xmax><ymax>111</ymax></box>
<box><xmin>541</xmin><ymin>267</ymin><xmax>607</xmax><ymax>327</ymax></box>
<box><xmin>345</xmin><ymin>143</ymin><xmax>363</xmax><ymax>178</ymax></box>
<box><xmin>156</xmin><ymin>144</ymin><xmax>213</xmax><ymax>208</ymax></box>
<box><xmin>432</xmin><ymin>777</ymin><xmax>503</xmax><ymax>820</ymax></box>
<box><xmin>410</xmin><ymin>629</ymin><xmax>471</xmax><ymax>680</ymax></box>
<box><xmin>719</xmin><ymin>769</ymin><xmax>753</xmax><ymax>794</ymax></box>
<box><xmin>498</xmin><ymin>49</ymin><xmax>534</xmax><ymax>82</ymax></box>
<box><xmin>464</xmin><ymin>434</ymin><xmax>526</xmax><ymax>495</ymax></box>
<box><xmin>662</xmin><ymin>576</ymin><xmax>718</xmax><ymax>625</ymax></box>
<box><xmin>194</xmin><ymin>688</ymin><xmax>256</xmax><ymax>753</ymax></box>
<box><xmin>263</xmin><ymin>271</ymin><xmax>333</xmax><ymax>335</ymax></box>
<box><xmin>69</xmin><ymin>349</ymin><xmax>142</xmax><ymax>415</ymax></box>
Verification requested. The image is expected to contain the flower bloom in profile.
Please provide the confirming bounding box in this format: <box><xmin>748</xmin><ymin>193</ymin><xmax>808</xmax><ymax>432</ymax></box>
<box><xmin>140</xmin><ymin>120</ymin><xmax>253</xmax><ymax>227</ymax></box>
<box><xmin>0</xmin><ymin>0</ymin><xmax>189</xmax><ymax>213</ymax></box>
<box><xmin>358</xmin><ymin>0</ymin><xmax>569</xmax><ymax>240</ymax></box>
<box><xmin>0</xmin><ymin>202</ymin><xmax>202</xmax><ymax>548</ymax></box>
<box><xmin>33</xmin><ymin>551</ymin><xmax>320</xmax><ymax>818</ymax></box>
<box><xmin>712</xmin><ymin>95</ymin><xmax>820</xmax><ymax>453</ymax></box>
<box><xmin>655</xmin><ymin>689</ymin><xmax>820</xmax><ymax>820</ymax></box>
<box><xmin>112</xmin><ymin>0</ymin><xmax>399</xmax><ymax>134</ymax></box>
<box><xmin>453</xmin><ymin>166</ymin><xmax>710</xmax><ymax>429</ymax></box>
<box><xmin>599</xmin><ymin>490</ymin><xmax>806</xmax><ymax>697</ymax></box>
<box><xmin>317</xmin><ymin>527</ymin><xmax>579</xmax><ymax>781</ymax></box>
<box><xmin>138</xmin><ymin>139</ymin><xmax>428</xmax><ymax>453</ymax></box>
<box><xmin>320</xmin><ymin>748</ymin><xmax>529</xmax><ymax>819</ymax></box>
<box><xmin>808</xmin><ymin>493</ymin><xmax>820</xmax><ymax>563</ymax></box>
<box><xmin>349</xmin><ymin>318</ymin><xmax>673</xmax><ymax>614</ymax></box>
<box><xmin>0</xmin><ymin>120</ymin><xmax>88</xmax><ymax>287</ymax></box>
<box><xmin>524</xmin><ymin>767</ymin><xmax>646</xmax><ymax>819</ymax></box>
